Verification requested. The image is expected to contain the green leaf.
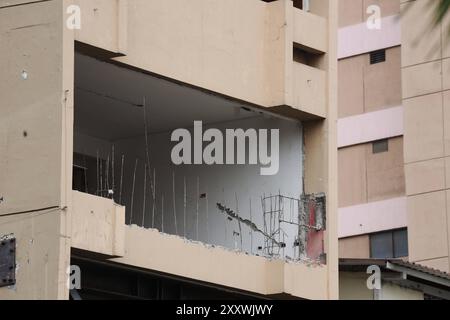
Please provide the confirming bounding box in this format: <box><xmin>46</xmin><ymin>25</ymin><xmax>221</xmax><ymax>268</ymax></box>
<box><xmin>435</xmin><ymin>0</ymin><xmax>450</xmax><ymax>26</ymax></box>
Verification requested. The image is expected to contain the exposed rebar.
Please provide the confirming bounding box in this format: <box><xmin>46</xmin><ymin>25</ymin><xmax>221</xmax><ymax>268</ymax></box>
<box><xmin>112</xmin><ymin>144</ymin><xmax>115</xmax><ymax>201</ymax></box>
<box><xmin>119</xmin><ymin>154</ymin><xmax>125</xmax><ymax>205</ymax></box>
<box><xmin>130</xmin><ymin>158</ymin><xmax>138</xmax><ymax>225</ymax></box>
<box><xmin>172</xmin><ymin>171</ymin><xmax>178</xmax><ymax>235</ymax></box>
<box><xmin>142</xmin><ymin>164</ymin><xmax>147</xmax><ymax>227</ymax></box>
<box><xmin>183</xmin><ymin>176</ymin><xmax>187</xmax><ymax>238</ymax></box>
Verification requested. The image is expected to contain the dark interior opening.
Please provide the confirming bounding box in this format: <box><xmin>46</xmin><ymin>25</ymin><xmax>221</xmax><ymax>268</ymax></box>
<box><xmin>262</xmin><ymin>0</ymin><xmax>304</xmax><ymax>10</ymax></box>
<box><xmin>70</xmin><ymin>256</ymin><xmax>265</xmax><ymax>300</ymax></box>
<box><xmin>293</xmin><ymin>46</ymin><xmax>325</xmax><ymax>69</ymax></box>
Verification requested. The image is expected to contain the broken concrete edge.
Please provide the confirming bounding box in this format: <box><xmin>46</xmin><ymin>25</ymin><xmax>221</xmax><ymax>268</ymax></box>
<box><xmin>124</xmin><ymin>224</ymin><xmax>324</xmax><ymax>268</ymax></box>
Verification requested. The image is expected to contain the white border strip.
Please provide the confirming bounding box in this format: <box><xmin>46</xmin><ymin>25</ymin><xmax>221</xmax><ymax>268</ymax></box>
<box><xmin>339</xmin><ymin>197</ymin><xmax>407</xmax><ymax>238</ymax></box>
<box><xmin>338</xmin><ymin>15</ymin><xmax>401</xmax><ymax>59</ymax></box>
<box><xmin>338</xmin><ymin>106</ymin><xmax>403</xmax><ymax>148</ymax></box>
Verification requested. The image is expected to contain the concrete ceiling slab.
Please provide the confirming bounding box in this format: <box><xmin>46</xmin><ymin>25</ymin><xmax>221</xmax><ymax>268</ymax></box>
<box><xmin>74</xmin><ymin>53</ymin><xmax>256</xmax><ymax>141</ymax></box>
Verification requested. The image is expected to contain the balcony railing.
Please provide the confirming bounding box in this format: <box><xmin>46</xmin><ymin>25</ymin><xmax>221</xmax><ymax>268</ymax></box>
<box><xmin>71</xmin><ymin>191</ymin><xmax>125</xmax><ymax>257</ymax></box>
<box><xmin>292</xmin><ymin>62</ymin><xmax>326</xmax><ymax>117</ymax></box>
<box><xmin>293</xmin><ymin>6</ymin><xmax>328</xmax><ymax>54</ymax></box>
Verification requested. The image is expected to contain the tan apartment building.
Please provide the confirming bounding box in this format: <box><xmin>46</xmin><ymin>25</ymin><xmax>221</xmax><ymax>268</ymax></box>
<box><xmin>400</xmin><ymin>0</ymin><xmax>450</xmax><ymax>273</ymax></box>
<box><xmin>337</xmin><ymin>0</ymin><xmax>406</xmax><ymax>261</ymax></box>
<box><xmin>337</xmin><ymin>0</ymin><xmax>450</xmax><ymax>300</ymax></box>
<box><xmin>0</xmin><ymin>0</ymin><xmax>339</xmax><ymax>300</ymax></box>
<box><xmin>337</xmin><ymin>0</ymin><xmax>450</xmax><ymax>273</ymax></box>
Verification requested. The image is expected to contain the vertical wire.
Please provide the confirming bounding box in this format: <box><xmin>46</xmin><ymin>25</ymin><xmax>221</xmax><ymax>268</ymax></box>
<box><xmin>130</xmin><ymin>158</ymin><xmax>138</xmax><ymax>225</ymax></box>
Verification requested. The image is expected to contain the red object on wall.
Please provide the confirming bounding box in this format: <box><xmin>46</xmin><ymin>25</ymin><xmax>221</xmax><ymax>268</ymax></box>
<box><xmin>306</xmin><ymin>199</ymin><xmax>324</xmax><ymax>261</ymax></box>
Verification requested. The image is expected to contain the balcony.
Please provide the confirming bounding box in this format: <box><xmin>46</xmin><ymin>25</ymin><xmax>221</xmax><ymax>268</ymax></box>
<box><xmin>70</xmin><ymin>190</ymin><xmax>328</xmax><ymax>299</ymax></box>
<box><xmin>73</xmin><ymin>0</ymin><xmax>126</xmax><ymax>55</ymax></box>
<box><xmin>292</xmin><ymin>62</ymin><xmax>327</xmax><ymax>118</ymax></box>
<box><xmin>293</xmin><ymin>7</ymin><xmax>328</xmax><ymax>54</ymax></box>
<box><xmin>72</xmin><ymin>191</ymin><xmax>125</xmax><ymax>257</ymax></box>
<box><xmin>110</xmin><ymin>225</ymin><xmax>329</xmax><ymax>299</ymax></box>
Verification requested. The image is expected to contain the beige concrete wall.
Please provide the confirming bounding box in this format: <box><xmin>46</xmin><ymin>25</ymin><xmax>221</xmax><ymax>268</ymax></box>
<box><xmin>284</xmin><ymin>260</ymin><xmax>329</xmax><ymax>300</ymax></box>
<box><xmin>339</xmin><ymin>0</ymin><xmax>400</xmax><ymax>28</ymax></box>
<box><xmin>112</xmin><ymin>225</ymin><xmax>329</xmax><ymax>299</ymax></box>
<box><xmin>71</xmin><ymin>191</ymin><xmax>125</xmax><ymax>257</ymax></box>
<box><xmin>73</xmin><ymin>0</ymin><xmax>121</xmax><ymax>53</ymax></box>
<box><xmin>366</xmin><ymin>137</ymin><xmax>405</xmax><ymax>202</ymax></box>
<box><xmin>0</xmin><ymin>210</ymin><xmax>65</xmax><ymax>299</ymax></box>
<box><xmin>325</xmin><ymin>0</ymin><xmax>339</xmax><ymax>299</ymax></box>
<box><xmin>339</xmin><ymin>272</ymin><xmax>374</xmax><ymax>300</ymax></box>
<box><xmin>294</xmin><ymin>8</ymin><xmax>328</xmax><ymax>52</ymax></box>
<box><xmin>380</xmin><ymin>282</ymin><xmax>423</xmax><ymax>300</ymax></box>
<box><xmin>338</xmin><ymin>47</ymin><xmax>402</xmax><ymax>118</ymax></box>
<box><xmin>338</xmin><ymin>137</ymin><xmax>405</xmax><ymax>207</ymax></box>
<box><xmin>293</xmin><ymin>62</ymin><xmax>327</xmax><ymax>117</ymax></box>
<box><xmin>338</xmin><ymin>54</ymin><xmax>366</xmax><ymax>117</ymax></box>
<box><xmin>401</xmin><ymin>0</ymin><xmax>450</xmax><ymax>272</ymax></box>
<box><xmin>73</xmin><ymin>0</ymin><xmax>331</xmax><ymax>119</ymax></box>
<box><xmin>339</xmin><ymin>271</ymin><xmax>424</xmax><ymax>300</ymax></box>
<box><xmin>339</xmin><ymin>143</ymin><xmax>367</xmax><ymax>207</ymax></box>
<box><xmin>74</xmin><ymin>0</ymin><xmax>276</xmax><ymax>108</ymax></box>
<box><xmin>0</xmin><ymin>0</ymin><xmax>74</xmax><ymax>299</ymax></box>
<box><xmin>339</xmin><ymin>235</ymin><xmax>370</xmax><ymax>258</ymax></box>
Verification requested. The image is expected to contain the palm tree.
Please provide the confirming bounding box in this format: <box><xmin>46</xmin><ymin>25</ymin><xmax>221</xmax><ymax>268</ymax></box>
<box><xmin>434</xmin><ymin>0</ymin><xmax>450</xmax><ymax>27</ymax></box>
<box><xmin>402</xmin><ymin>0</ymin><xmax>450</xmax><ymax>36</ymax></box>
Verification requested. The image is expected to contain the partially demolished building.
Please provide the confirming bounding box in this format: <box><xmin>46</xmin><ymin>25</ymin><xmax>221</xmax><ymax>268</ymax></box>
<box><xmin>0</xmin><ymin>0</ymin><xmax>338</xmax><ymax>300</ymax></box>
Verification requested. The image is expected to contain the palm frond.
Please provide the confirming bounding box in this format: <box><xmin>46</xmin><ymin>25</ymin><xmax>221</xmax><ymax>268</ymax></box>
<box><xmin>434</xmin><ymin>0</ymin><xmax>450</xmax><ymax>26</ymax></box>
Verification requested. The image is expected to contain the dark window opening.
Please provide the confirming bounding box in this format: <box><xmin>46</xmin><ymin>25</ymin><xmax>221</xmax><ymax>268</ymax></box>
<box><xmin>372</xmin><ymin>139</ymin><xmax>389</xmax><ymax>154</ymax></box>
<box><xmin>293</xmin><ymin>46</ymin><xmax>324</xmax><ymax>69</ymax></box>
<box><xmin>73</xmin><ymin>152</ymin><xmax>109</xmax><ymax>197</ymax></box>
<box><xmin>370</xmin><ymin>49</ymin><xmax>386</xmax><ymax>64</ymax></box>
<box><xmin>262</xmin><ymin>0</ymin><xmax>306</xmax><ymax>10</ymax></box>
<box><xmin>370</xmin><ymin>229</ymin><xmax>408</xmax><ymax>259</ymax></box>
<box><xmin>73</xmin><ymin>165</ymin><xmax>87</xmax><ymax>193</ymax></box>
<box><xmin>293</xmin><ymin>0</ymin><xmax>304</xmax><ymax>10</ymax></box>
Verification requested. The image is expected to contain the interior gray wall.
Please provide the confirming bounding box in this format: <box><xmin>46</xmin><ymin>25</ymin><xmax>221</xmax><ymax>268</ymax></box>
<box><xmin>74</xmin><ymin>116</ymin><xmax>303</xmax><ymax>258</ymax></box>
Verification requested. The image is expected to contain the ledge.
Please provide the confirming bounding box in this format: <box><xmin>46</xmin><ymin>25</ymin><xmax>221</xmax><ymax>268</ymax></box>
<box><xmin>72</xmin><ymin>191</ymin><xmax>125</xmax><ymax>257</ymax></box>
<box><xmin>111</xmin><ymin>225</ymin><xmax>329</xmax><ymax>299</ymax></box>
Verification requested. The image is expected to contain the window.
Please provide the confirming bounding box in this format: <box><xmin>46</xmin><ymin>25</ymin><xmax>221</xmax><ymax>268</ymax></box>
<box><xmin>293</xmin><ymin>46</ymin><xmax>324</xmax><ymax>68</ymax></box>
<box><xmin>293</xmin><ymin>0</ymin><xmax>303</xmax><ymax>9</ymax></box>
<box><xmin>393</xmin><ymin>229</ymin><xmax>408</xmax><ymax>258</ymax></box>
<box><xmin>370</xmin><ymin>49</ymin><xmax>386</xmax><ymax>64</ymax></box>
<box><xmin>294</xmin><ymin>0</ymin><xmax>310</xmax><ymax>11</ymax></box>
<box><xmin>263</xmin><ymin>1</ymin><xmax>310</xmax><ymax>11</ymax></box>
<box><xmin>370</xmin><ymin>229</ymin><xmax>408</xmax><ymax>259</ymax></box>
<box><xmin>372</xmin><ymin>139</ymin><xmax>388</xmax><ymax>154</ymax></box>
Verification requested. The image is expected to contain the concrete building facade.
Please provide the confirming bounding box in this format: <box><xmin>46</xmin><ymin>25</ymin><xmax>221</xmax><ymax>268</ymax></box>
<box><xmin>337</xmin><ymin>0</ymin><xmax>450</xmax><ymax>300</ymax></box>
<box><xmin>337</xmin><ymin>0</ymin><xmax>450</xmax><ymax>275</ymax></box>
<box><xmin>400</xmin><ymin>0</ymin><xmax>450</xmax><ymax>273</ymax></box>
<box><xmin>337</xmin><ymin>0</ymin><xmax>407</xmax><ymax>260</ymax></box>
<box><xmin>0</xmin><ymin>0</ymin><xmax>339</xmax><ymax>300</ymax></box>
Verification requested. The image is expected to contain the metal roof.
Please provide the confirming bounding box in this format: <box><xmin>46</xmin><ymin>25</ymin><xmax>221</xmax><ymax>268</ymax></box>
<box><xmin>339</xmin><ymin>258</ymin><xmax>450</xmax><ymax>287</ymax></box>
<box><xmin>339</xmin><ymin>258</ymin><xmax>450</xmax><ymax>299</ymax></box>
<box><xmin>388</xmin><ymin>260</ymin><xmax>450</xmax><ymax>282</ymax></box>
